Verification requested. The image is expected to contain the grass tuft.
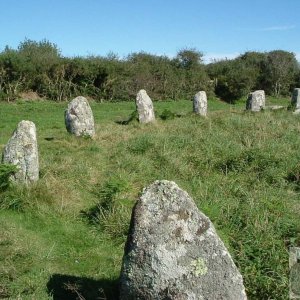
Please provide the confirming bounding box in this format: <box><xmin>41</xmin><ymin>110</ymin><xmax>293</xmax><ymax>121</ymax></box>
<box><xmin>0</xmin><ymin>164</ymin><xmax>17</xmax><ymax>191</ymax></box>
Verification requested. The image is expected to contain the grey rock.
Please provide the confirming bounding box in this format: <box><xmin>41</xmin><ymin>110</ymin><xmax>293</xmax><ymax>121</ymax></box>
<box><xmin>2</xmin><ymin>120</ymin><xmax>39</xmax><ymax>184</ymax></box>
<box><xmin>193</xmin><ymin>91</ymin><xmax>207</xmax><ymax>116</ymax></box>
<box><xmin>120</xmin><ymin>180</ymin><xmax>247</xmax><ymax>300</ymax></box>
<box><xmin>291</xmin><ymin>88</ymin><xmax>300</xmax><ymax>109</ymax></box>
<box><xmin>246</xmin><ymin>90</ymin><xmax>265</xmax><ymax>112</ymax></box>
<box><xmin>265</xmin><ymin>105</ymin><xmax>284</xmax><ymax>110</ymax></box>
<box><xmin>293</xmin><ymin>108</ymin><xmax>300</xmax><ymax>115</ymax></box>
<box><xmin>65</xmin><ymin>96</ymin><xmax>95</xmax><ymax>137</ymax></box>
<box><xmin>136</xmin><ymin>90</ymin><xmax>155</xmax><ymax>123</ymax></box>
<box><xmin>289</xmin><ymin>247</ymin><xmax>300</xmax><ymax>298</ymax></box>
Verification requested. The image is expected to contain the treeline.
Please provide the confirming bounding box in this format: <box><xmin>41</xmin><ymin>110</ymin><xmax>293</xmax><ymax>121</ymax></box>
<box><xmin>0</xmin><ymin>39</ymin><xmax>299</xmax><ymax>102</ymax></box>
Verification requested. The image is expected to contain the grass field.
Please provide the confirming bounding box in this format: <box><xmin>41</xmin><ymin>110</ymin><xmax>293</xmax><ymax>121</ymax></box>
<box><xmin>0</xmin><ymin>96</ymin><xmax>299</xmax><ymax>299</ymax></box>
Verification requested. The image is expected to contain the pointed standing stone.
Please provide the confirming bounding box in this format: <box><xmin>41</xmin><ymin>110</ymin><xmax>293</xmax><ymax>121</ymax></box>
<box><xmin>136</xmin><ymin>89</ymin><xmax>155</xmax><ymax>123</ymax></box>
<box><xmin>2</xmin><ymin>120</ymin><xmax>39</xmax><ymax>184</ymax></box>
<box><xmin>193</xmin><ymin>91</ymin><xmax>207</xmax><ymax>116</ymax></box>
<box><xmin>65</xmin><ymin>96</ymin><xmax>95</xmax><ymax>137</ymax></box>
<box><xmin>291</xmin><ymin>88</ymin><xmax>300</xmax><ymax>110</ymax></box>
<box><xmin>246</xmin><ymin>90</ymin><xmax>265</xmax><ymax>112</ymax></box>
<box><xmin>120</xmin><ymin>180</ymin><xmax>247</xmax><ymax>300</ymax></box>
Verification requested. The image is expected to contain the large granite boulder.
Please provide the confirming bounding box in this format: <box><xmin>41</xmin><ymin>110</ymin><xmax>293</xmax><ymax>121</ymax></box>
<box><xmin>246</xmin><ymin>90</ymin><xmax>265</xmax><ymax>112</ymax></box>
<box><xmin>291</xmin><ymin>88</ymin><xmax>300</xmax><ymax>109</ymax></box>
<box><xmin>2</xmin><ymin>120</ymin><xmax>39</xmax><ymax>184</ymax></box>
<box><xmin>136</xmin><ymin>90</ymin><xmax>155</xmax><ymax>123</ymax></box>
<box><xmin>120</xmin><ymin>180</ymin><xmax>247</xmax><ymax>300</ymax></box>
<box><xmin>65</xmin><ymin>96</ymin><xmax>95</xmax><ymax>137</ymax></box>
<box><xmin>193</xmin><ymin>91</ymin><xmax>207</xmax><ymax>116</ymax></box>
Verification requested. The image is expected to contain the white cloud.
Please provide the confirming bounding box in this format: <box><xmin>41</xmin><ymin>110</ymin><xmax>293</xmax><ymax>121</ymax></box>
<box><xmin>203</xmin><ymin>52</ymin><xmax>240</xmax><ymax>64</ymax></box>
<box><xmin>260</xmin><ymin>25</ymin><xmax>296</xmax><ymax>31</ymax></box>
<box><xmin>296</xmin><ymin>53</ymin><xmax>300</xmax><ymax>62</ymax></box>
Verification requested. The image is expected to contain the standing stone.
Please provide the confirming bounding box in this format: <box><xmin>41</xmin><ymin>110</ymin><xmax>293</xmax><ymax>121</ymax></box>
<box><xmin>136</xmin><ymin>89</ymin><xmax>155</xmax><ymax>123</ymax></box>
<box><xmin>65</xmin><ymin>96</ymin><xmax>95</xmax><ymax>137</ymax></box>
<box><xmin>2</xmin><ymin>120</ymin><xmax>39</xmax><ymax>184</ymax></box>
<box><xmin>291</xmin><ymin>88</ymin><xmax>300</xmax><ymax>109</ymax></box>
<box><xmin>246</xmin><ymin>90</ymin><xmax>265</xmax><ymax>112</ymax></box>
<box><xmin>193</xmin><ymin>91</ymin><xmax>207</xmax><ymax>116</ymax></box>
<box><xmin>120</xmin><ymin>180</ymin><xmax>247</xmax><ymax>300</ymax></box>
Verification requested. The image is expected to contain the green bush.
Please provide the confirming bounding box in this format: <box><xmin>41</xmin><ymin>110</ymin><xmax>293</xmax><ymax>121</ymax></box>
<box><xmin>160</xmin><ymin>109</ymin><xmax>175</xmax><ymax>120</ymax></box>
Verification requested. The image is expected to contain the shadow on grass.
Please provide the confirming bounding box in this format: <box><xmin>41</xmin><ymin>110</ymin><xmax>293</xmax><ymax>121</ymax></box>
<box><xmin>47</xmin><ymin>274</ymin><xmax>119</xmax><ymax>300</ymax></box>
<box><xmin>115</xmin><ymin>110</ymin><xmax>138</xmax><ymax>125</ymax></box>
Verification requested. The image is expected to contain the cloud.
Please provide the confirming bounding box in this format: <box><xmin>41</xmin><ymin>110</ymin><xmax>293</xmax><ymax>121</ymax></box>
<box><xmin>203</xmin><ymin>52</ymin><xmax>240</xmax><ymax>64</ymax></box>
<box><xmin>260</xmin><ymin>25</ymin><xmax>296</xmax><ymax>31</ymax></box>
<box><xmin>296</xmin><ymin>53</ymin><xmax>300</xmax><ymax>62</ymax></box>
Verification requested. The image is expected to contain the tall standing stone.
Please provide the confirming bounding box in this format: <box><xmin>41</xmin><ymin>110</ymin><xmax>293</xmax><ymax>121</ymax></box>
<box><xmin>291</xmin><ymin>88</ymin><xmax>300</xmax><ymax>109</ymax></box>
<box><xmin>65</xmin><ymin>96</ymin><xmax>95</xmax><ymax>137</ymax></box>
<box><xmin>2</xmin><ymin>120</ymin><xmax>39</xmax><ymax>184</ymax></box>
<box><xmin>246</xmin><ymin>90</ymin><xmax>265</xmax><ymax>112</ymax></box>
<box><xmin>120</xmin><ymin>180</ymin><xmax>247</xmax><ymax>300</ymax></box>
<box><xmin>193</xmin><ymin>91</ymin><xmax>207</xmax><ymax>116</ymax></box>
<box><xmin>136</xmin><ymin>89</ymin><xmax>155</xmax><ymax>123</ymax></box>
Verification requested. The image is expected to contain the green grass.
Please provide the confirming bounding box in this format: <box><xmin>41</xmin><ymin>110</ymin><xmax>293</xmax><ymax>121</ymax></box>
<box><xmin>0</xmin><ymin>96</ymin><xmax>299</xmax><ymax>299</ymax></box>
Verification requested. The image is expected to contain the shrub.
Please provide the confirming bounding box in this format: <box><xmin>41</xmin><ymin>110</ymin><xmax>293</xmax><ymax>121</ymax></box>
<box><xmin>160</xmin><ymin>109</ymin><xmax>175</xmax><ymax>120</ymax></box>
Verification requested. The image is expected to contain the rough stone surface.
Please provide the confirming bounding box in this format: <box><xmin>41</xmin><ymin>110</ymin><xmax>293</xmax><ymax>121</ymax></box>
<box><xmin>246</xmin><ymin>90</ymin><xmax>265</xmax><ymax>112</ymax></box>
<box><xmin>2</xmin><ymin>120</ymin><xmax>39</xmax><ymax>184</ymax></box>
<box><xmin>293</xmin><ymin>108</ymin><xmax>300</xmax><ymax>115</ymax></box>
<box><xmin>136</xmin><ymin>89</ymin><xmax>155</xmax><ymax>123</ymax></box>
<box><xmin>120</xmin><ymin>180</ymin><xmax>247</xmax><ymax>300</ymax></box>
<box><xmin>193</xmin><ymin>91</ymin><xmax>207</xmax><ymax>116</ymax></box>
<box><xmin>65</xmin><ymin>96</ymin><xmax>95</xmax><ymax>137</ymax></box>
<box><xmin>265</xmin><ymin>105</ymin><xmax>284</xmax><ymax>110</ymax></box>
<box><xmin>291</xmin><ymin>88</ymin><xmax>300</xmax><ymax>109</ymax></box>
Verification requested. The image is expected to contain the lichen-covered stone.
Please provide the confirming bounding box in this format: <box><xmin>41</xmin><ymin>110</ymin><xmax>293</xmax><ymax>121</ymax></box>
<box><xmin>193</xmin><ymin>91</ymin><xmax>207</xmax><ymax>116</ymax></box>
<box><xmin>2</xmin><ymin>120</ymin><xmax>39</xmax><ymax>184</ymax></box>
<box><xmin>246</xmin><ymin>90</ymin><xmax>265</xmax><ymax>112</ymax></box>
<box><xmin>120</xmin><ymin>180</ymin><xmax>247</xmax><ymax>300</ymax></box>
<box><xmin>65</xmin><ymin>96</ymin><xmax>95</xmax><ymax>137</ymax></box>
<box><xmin>136</xmin><ymin>89</ymin><xmax>155</xmax><ymax>123</ymax></box>
<box><xmin>291</xmin><ymin>88</ymin><xmax>300</xmax><ymax>109</ymax></box>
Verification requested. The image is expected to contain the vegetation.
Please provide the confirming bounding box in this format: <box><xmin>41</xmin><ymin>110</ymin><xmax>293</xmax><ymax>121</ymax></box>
<box><xmin>0</xmin><ymin>39</ymin><xmax>299</xmax><ymax>103</ymax></box>
<box><xmin>0</xmin><ymin>96</ymin><xmax>299</xmax><ymax>299</ymax></box>
<box><xmin>0</xmin><ymin>164</ymin><xmax>17</xmax><ymax>191</ymax></box>
<box><xmin>206</xmin><ymin>50</ymin><xmax>299</xmax><ymax>103</ymax></box>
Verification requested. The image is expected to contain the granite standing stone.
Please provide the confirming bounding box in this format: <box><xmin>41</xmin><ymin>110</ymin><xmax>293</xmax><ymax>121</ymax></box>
<box><xmin>136</xmin><ymin>89</ymin><xmax>155</xmax><ymax>123</ymax></box>
<box><xmin>65</xmin><ymin>96</ymin><xmax>95</xmax><ymax>137</ymax></box>
<box><xmin>120</xmin><ymin>180</ymin><xmax>247</xmax><ymax>300</ymax></box>
<box><xmin>291</xmin><ymin>88</ymin><xmax>300</xmax><ymax>109</ymax></box>
<box><xmin>193</xmin><ymin>91</ymin><xmax>207</xmax><ymax>116</ymax></box>
<box><xmin>2</xmin><ymin>120</ymin><xmax>39</xmax><ymax>184</ymax></box>
<box><xmin>246</xmin><ymin>90</ymin><xmax>265</xmax><ymax>112</ymax></box>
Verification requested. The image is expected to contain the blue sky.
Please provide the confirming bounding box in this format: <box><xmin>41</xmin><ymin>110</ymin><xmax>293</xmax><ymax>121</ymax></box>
<box><xmin>1</xmin><ymin>0</ymin><xmax>300</xmax><ymax>62</ymax></box>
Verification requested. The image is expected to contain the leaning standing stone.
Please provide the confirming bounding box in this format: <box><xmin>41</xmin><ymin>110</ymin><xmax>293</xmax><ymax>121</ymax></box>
<box><xmin>246</xmin><ymin>90</ymin><xmax>265</xmax><ymax>112</ymax></box>
<box><xmin>120</xmin><ymin>180</ymin><xmax>247</xmax><ymax>300</ymax></box>
<box><xmin>65</xmin><ymin>96</ymin><xmax>95</xmax><ymax>137</ymax></box>
<box><xmin>2</xmin><ymin>120</ymin><xmax>39</xmax><ymax>184</ymax></box>
<box><xmin>193</xmin><ymin>91</ymin><xmax>207</xmax><ymax>116</ymax></box>
<box><xmin>136</xmin><ymin>89</ymin><xmax>155</xmax><ymax>123</ymax></box>
<box><xmin>291</xmin><ymin>88</ymin><xmax>300</xmax><ymax>109</ymax></box>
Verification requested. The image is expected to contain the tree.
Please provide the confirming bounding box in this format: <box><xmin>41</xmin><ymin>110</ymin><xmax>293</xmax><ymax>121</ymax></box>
<box><xmin>176</xmin><ymin>48</ymin><xmax>203</xmax><ymax>69</ymax></box>
<box><xmin>262</xmin><ymin>50</ymin><xmax>298</xmax><ymax>97</ymax></box>
<box><xmin>0</xmin><ymin>47</ymin><xmax>27</xmax><ymax>101</ymax></box>
<box><xmin>207</xmin><ymin>58</ymin><xmax>258</xmax><ymax>103</ymax></box>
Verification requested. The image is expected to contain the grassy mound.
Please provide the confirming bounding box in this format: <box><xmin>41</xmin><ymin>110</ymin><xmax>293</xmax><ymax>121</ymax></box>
<box><xmin>0</xmin><ymin>97</ymin><xmax>299</xmax><ymax>299</ymax></box>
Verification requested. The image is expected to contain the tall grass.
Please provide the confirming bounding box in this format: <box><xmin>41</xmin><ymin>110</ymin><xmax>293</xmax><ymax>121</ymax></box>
<box><xmin>0</xmin><ymin>96</ymin><xmax>299</xmax><ymax>299</ymax></box>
